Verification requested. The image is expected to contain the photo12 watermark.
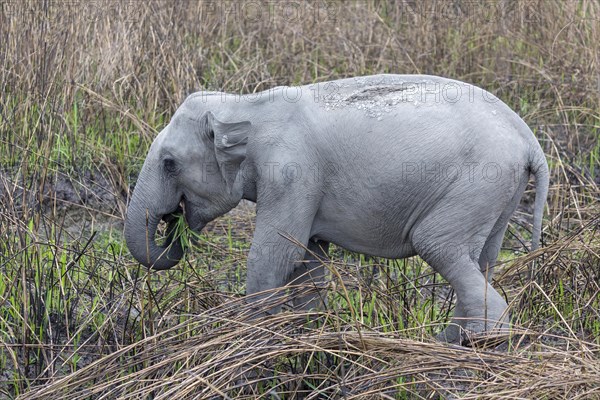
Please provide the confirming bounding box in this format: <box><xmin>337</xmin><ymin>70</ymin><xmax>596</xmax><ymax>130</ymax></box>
<box><xmin>80</xmin><ymin>0</ymin><xmax>141</xmax><ymax>23</ymax></box>
<box><xmin>0</xmin><ymin>1</ymin><xmax>141</xmax><ymax>23</ymax></box>
<box><xmin>390</xmin><ymin>1</ymin><xmax>541</xmax><ymax>24</ymax></box>
<box><xmin>195</xmin><ymin>77</ymin><xmax>503</xmax><ymax>109</ymax></box>
<box><xmin>200</xmin><ymin>1</ymin><xmax>338</xmax><ymax>24</ymax></box>
<box><xmin>199</xmin><ymin>159</ymin><xmax>526</xmax><ymax>191</ymax></box>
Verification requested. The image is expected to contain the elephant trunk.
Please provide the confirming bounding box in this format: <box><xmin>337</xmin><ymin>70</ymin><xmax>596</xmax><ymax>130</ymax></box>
<box><xmin>125</xmin><ymin>191</ymin><xmax>184</xmax><ymax>270</ymax></box>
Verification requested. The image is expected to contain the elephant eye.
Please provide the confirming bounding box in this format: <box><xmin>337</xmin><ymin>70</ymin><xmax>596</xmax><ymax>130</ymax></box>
<box><xmin>163</xmin><ymin>158</ymin><xmax>178</xmax><ymax>173</ymax></box>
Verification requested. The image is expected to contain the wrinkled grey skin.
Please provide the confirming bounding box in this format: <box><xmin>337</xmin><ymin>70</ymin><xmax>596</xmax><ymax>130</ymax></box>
<box><xmin>125</xmin><ymin>74</ymin><xmax>549</xmax><ymax>344</ymax></box>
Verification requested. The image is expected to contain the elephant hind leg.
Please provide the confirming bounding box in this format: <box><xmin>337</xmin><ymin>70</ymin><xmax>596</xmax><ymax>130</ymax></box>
<box><xmin>478</xmin><ymin>224</ymin><xmax>508</xmax><ymax>283</ymax></box>
<box><xmin>412</xmin><ymin>225</ymin><xmax>509</xmax><ymax>343</ymax></box>
<box><xmin>288</xmin><ymin>240</ymin><xmax>330</xmax><ymax>310</ymax></box>
<box><xmin>479</xmin><ymin>174</ymin><xmax>529</xmax><ymax>282</ymax></box>
<box><xmin>432</xmin><ymin>254</ymin><xmax>510</xmax><ymax>344</ymax></box>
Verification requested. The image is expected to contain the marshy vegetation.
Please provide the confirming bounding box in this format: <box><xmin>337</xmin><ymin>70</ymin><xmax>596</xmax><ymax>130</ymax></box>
<box><xmin>0</xmin><ymin>1</ymin><xmax>599</xmax><ymax>398</ymax></box>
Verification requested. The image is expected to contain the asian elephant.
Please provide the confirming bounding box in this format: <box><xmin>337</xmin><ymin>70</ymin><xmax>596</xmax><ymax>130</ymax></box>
<box><xmin>125</xmin><ymin>74</ymin><xmax>549</xmax><ymax>344</ymax></box>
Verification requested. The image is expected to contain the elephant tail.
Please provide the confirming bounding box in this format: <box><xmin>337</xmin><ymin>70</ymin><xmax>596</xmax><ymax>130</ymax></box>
<box><xmin>529</xmin><ymin>144</ymin><xmax>549</xmax><ymax>251</ymax></box>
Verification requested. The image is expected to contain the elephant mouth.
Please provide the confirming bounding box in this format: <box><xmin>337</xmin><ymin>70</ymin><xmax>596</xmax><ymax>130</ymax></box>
<box><xmin>162</xmin><ymin>205</ymin><xmax>183</xmax><ymax>223</ymax></box>
<box><xmin>156</xmin><ymin>205</ymin><xmax>184</xmax><ymax>249</ymax></box>
<box><xmin>176</xmin><ymin>196</ymin><xmax>206</xmax><ymax>233</ymax></box>
<box><xmin>148</xmin><ymin>198</ymin><xmax>206</xmax><ymax>266</ymax></box>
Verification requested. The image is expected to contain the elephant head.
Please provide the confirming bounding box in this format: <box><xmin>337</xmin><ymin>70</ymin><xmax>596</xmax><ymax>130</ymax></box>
<box><xmin>125</xmin><ymin>106</ymin><xmax>251</xmax><ymax>269</ymax></box>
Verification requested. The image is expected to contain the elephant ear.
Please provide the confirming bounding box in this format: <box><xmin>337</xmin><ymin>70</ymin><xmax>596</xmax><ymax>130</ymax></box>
<box><xmin>204</xmin><ymin>111</ymin><xmax>251</xmax><ymax>192</ymax></box>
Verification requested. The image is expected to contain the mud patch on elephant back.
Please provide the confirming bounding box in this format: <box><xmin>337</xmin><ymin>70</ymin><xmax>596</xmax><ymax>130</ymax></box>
<box><xmin>342</xmin><ymin>85</ymin><xmax>413</xmax><ymax>120</ymax></box>
<box><xmin>344</xmin><ymin>86</ymin><xmax>409</xmax><ymax>103</ymax></box>
<box><xmin>322</xmin><ymin>81</ymin><xmax>432</xmax><ymax>120</ymax></box>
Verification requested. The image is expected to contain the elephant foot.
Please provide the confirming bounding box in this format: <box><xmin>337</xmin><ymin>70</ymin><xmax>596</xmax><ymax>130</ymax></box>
<box><xmin>436</xmin><ymin>323</ymin><xmax>464</xmax><ymax>344</ymax></box>
<box><xmin>291</xmin><ymin>284</ymin><xmax>328</xmax><ymax>311</ymax></box>
<box><xmin>436</xmin><ymin>319</ymin><xmax>510</xmax><ymax>347</ymax></box>
<box><xmin>466</xmin><ymin>330</ymin><xmax>511</xmax><ymax>349</ymax></box>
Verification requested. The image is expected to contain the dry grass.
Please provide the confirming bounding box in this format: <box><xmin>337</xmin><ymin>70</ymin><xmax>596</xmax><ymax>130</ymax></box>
<box><xmin>1</xmin><ymin>0</ymin><xmax>599</xmax><ymax>399</ymax></box>
<box><xmin>16</xmin><ymin>293</ymin><xmax>600</xmax><ymax>399</ymax></box>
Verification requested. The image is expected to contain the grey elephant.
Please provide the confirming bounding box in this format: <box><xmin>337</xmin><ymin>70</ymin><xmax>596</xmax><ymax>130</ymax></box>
<box><xmin>125</xmin><ymin>74</ymin><xmax>549</xmax><ymax>344</ymax></box>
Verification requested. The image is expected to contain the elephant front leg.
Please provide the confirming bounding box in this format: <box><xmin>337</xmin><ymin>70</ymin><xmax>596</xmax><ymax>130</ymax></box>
<box><xmin>288</xmin><ymin>240</ymin><xmax>330</xmax><ymax>310</ymax></box>
<box><xmin>245</xmin><ymin>240</ymin><xmax>303</xmax><ymax>313</ymax></box>
<box><xmin>245</xmin><ymin>204</ymin><xmax>316</xmax><ymax>313</ymax></box>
